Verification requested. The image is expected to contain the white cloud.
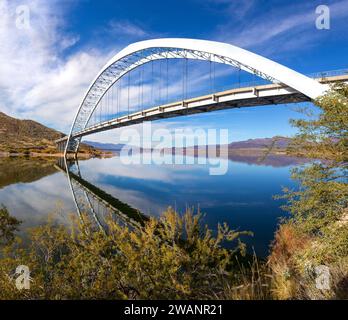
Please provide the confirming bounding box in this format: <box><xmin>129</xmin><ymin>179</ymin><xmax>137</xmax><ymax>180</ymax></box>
<box><xmin>108</xmin><ymin>20</ymin><xmax>149</xmax><ymax>38</ymax></box>
<box><xmin>0</xmin><ymin>0</ymin><xmax>111</xmax><ymax>132</ymax></box>
<box><xmin>23</xmin><ymin>50</ymin><xmax>109</xmax><ymax>129</ymax></box>
<box><xmin>216</xmin><ymin>0</ymin><xmax>348</xmax><ymax>55</ymax></box>
<box><xmin>209</xmin><ymin>0</ymin><xmax>255</xmax><ymax>19</ymax></box>
<box><xmin>0</xmin><ymin>2</ymin><xmax>167</xmax><ymax>133</ymax></box>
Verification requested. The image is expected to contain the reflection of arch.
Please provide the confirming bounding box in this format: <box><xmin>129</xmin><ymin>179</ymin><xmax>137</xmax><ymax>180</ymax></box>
<box><xmin>56</xmin><ymin>159</ymin><xmax>148</xmax><ymax>230</ymax></box>
<box><xmin>66</xmin><ymin>38</ymin><xmax>328</xmax><ymax>154</ymax></box>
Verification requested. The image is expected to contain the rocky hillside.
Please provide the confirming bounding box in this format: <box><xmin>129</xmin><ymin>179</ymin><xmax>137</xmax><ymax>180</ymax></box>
<box><xmin>0</xmin><ymin>111</ymin><xmax>99</xmax><ymax>155</ymax></box>
<box><xmin>0</xmin><ymin>112</ymin><xmax>63</xmax><ymax>140</ymax></box>
<box><xmin>0</xmin><ymin>112</ymin><xmax>64</xmax><ymax>153</ymax></box>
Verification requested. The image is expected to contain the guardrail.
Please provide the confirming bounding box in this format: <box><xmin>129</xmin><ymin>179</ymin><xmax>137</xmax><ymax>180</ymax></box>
<box><xmin>56</xmin><ymin>69</ymin><xmax>348</xmax><ymax>145</ymax></box>
<box><xmin>307</xmin><ymin>69</ymin><xmax>348</xmax><ymax>79</ymax></box>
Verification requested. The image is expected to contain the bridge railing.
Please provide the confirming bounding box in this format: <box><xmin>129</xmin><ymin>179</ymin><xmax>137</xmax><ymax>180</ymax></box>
<box><xmin>122</xmin><ymin>78</ymin><xmax>273</xmax><ymax>114</ymax></box>
<box><xmin>73</xmin><ymin>68</ymin><xmax>348</xmax><ymax>141</ymax></box>
<box><xmin>80</xmin><ymin>69</ymin><xmax>348</xmax><ymax>133</ymax></box>
<box><xmin>307</xmin><ymin>69</ymin><xmax>348</xmax><ymax>79</ymax></box>
<box><xmin>150</xmin><ymin>69</ymin><xmax>348</xmax><ymax>105</ymax></box>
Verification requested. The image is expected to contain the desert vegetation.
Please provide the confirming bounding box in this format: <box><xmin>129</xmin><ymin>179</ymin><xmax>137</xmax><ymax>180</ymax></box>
<box><xmin>0</xmin><ymin>207</ymin><xmax>268</xmax><ymax>299</ymax></box>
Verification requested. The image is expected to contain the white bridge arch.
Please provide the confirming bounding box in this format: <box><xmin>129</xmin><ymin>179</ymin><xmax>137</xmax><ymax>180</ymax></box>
<box><xmin>65</xmin><ymin>38</ymin><xmax>328</xmax><ymax>154</ymax></box>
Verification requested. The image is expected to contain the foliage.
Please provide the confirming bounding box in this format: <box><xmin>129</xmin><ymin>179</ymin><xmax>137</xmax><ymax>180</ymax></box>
<box><xmin>288</xmin><ymin>83</ymin><xmax>348</xmax><ymax>162</ymax></box>
<box><xmin>278</xmin><ymin>163</ymin><xmax>348</xmax><ymax>234</ymax></box>
<box><xmin>269</xmin><ymin>84</ymin><xmax>348</xmax><ymax>299</ymax></box>
<box><xmin>0</xmin><ymin>207</ymin><xmax>270</xmax><ymax>300</ymax></box>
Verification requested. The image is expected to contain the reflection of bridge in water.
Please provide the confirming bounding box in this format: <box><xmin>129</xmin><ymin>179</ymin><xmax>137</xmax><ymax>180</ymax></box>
<box><xmin>55</xmin><ymin>158</ymin><xmax>148</xmax><ymax>231</ymax></box>
<box><xmin>55</xmin><ymin>38</ymin><xmax>348</xmax><ymax>155</ymax></box>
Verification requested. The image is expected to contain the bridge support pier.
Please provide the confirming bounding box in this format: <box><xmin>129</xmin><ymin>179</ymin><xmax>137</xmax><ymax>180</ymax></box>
<box><xmin>55</xmin><ymin>139</ymin><xmax>67</xmax><ymax>154</ymax></box>
<box><xmin>55</xmin><ymin>136</ymin><xmax>80</xmax><ymax>157</ymax></box>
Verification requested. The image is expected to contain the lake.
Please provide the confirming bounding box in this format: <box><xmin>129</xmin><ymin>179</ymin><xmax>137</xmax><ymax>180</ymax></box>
<box><xmin>0</xmin><ymin>154</ymin><xmax>306</xmax><ymax>257</ymax></box>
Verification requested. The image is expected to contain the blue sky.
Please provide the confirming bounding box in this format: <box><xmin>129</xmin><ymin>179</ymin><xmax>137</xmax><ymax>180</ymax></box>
<box><xmin>1</xmin><ymin>0</ymin><xmax>348</xmax><ymax>143</ymax></box>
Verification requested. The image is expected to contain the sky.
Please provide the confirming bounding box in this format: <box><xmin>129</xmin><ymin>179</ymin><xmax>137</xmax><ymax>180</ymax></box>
<box><xmin>1</xmin><ymin>0</ymin><xmax>348</xmax><ymax>144</ymax></box>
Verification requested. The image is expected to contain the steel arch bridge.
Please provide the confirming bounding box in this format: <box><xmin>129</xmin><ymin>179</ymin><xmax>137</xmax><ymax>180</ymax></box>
<box><xmin>60</xmin><ymin>38</ymin><xmax>334</xmax><ymax>155</ymax></box>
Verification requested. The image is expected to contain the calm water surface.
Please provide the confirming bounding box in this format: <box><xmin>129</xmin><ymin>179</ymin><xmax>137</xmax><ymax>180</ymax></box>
<box><xmin>0</xmin><ymin>155</ymin><xmax>305</xmax><ymax>256</ymax></box>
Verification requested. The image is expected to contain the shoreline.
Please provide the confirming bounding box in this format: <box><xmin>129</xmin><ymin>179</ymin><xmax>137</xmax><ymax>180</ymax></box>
<box><xmin>0</xmin><ymin>151</ymin><xmax>112</xmax><ymax>159</ymax></box>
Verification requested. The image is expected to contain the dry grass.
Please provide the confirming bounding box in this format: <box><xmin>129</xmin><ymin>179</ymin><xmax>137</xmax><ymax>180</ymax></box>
<box><xmin>268</xmin><ymin>223</ymin><xmax>348</xmax><ymax>300</ymax></box>
<box><xmin>268</xmin><ymin>224</ymin><xmax>307</xmax><ymax>299</ymax></box>
<box><xmin>268</xmin><ymin>224</ymin><xmax>311</xmax><ymax>268</ymax></box>
<box><xmin>221</xmin><ymin>254</ymin><xmax>273</xmax><ymax>300</ymax></box>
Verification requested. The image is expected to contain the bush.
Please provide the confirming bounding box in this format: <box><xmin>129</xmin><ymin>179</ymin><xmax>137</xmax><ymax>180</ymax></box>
<box><xmin>0</xmin><ymin>208</ymin><xmax>271</xmax><ymax>300</ymax></box>
<box><xmin>269</xmin><ymin>84</ymin><xmax>348</xmax><ymax>300</ymax></box>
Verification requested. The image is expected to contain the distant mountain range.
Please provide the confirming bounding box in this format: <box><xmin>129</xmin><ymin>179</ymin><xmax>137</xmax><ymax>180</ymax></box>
<box><xmin>84</xmin><ymin>136</ymin><xmax>292</xmax><ymax>151</ymax></box>
<box><xmin>0</xmin><ymin>110</ymin><xmax>292</xmax><ymax>156</ymax></box>
<box><xmin>83</xmin><ymin>141</ymin><xmax>126</xmax><ymax>151</ymax></box>
<box><xmin>227</xmin><ymin>136</ymin><xmax>292</xmax><ymax>149</ymax></box>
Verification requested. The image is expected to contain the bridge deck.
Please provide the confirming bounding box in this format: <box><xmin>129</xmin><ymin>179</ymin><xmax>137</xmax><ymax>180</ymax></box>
<box><xmin>56</xmin><ymin>74</ymin><xmax>348</xmax><ymax>144</ymax></box>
